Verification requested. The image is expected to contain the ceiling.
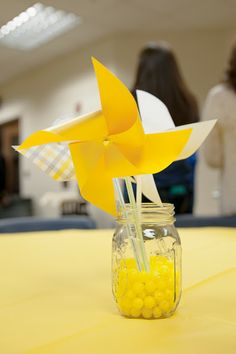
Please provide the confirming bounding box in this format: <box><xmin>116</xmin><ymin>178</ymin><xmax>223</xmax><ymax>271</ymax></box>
<box><xmin>0</xmin><ymin>0</ymin><xmax>236</xmax><ymax>85</ymax></box>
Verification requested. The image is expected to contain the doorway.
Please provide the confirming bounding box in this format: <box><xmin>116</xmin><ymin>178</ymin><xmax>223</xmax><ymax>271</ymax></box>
<box><xmin>0</xmin><ymin>119</ymin><xmax>20</xmax><ymax>196</ymax></box>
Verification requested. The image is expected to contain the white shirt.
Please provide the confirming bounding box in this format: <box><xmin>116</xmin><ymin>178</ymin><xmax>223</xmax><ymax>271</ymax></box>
<box><xmin>202</xmin><ymin>83</ymin><xmax>236</xmax><ymax>215</ymax></box>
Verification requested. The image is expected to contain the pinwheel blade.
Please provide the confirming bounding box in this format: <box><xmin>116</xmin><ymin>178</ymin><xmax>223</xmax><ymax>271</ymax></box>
<box><xmin>136</xmin><ymin>90</ymin><xmax>175</xmax><ymax>133</ymax></box>
<box><xmin>137</xmin><ymin>129</ymin><xmax>192</xmax><ymax>173</ymax></box>
<box><xmin>92</xmin><ymin>57</ymin><xmax>140</xmax><ymax>135</ymax></box>
<box><xmin>175</xmin><ymin>120</ymin><xmax>217</xmax><ymax>159</ymax></box>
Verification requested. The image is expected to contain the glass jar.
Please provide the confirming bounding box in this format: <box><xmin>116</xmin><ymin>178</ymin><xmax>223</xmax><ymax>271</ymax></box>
<box><xmin>112</xmin><ymin>203</ymin><xmax>181</xmax><ymax>319</ymax></box>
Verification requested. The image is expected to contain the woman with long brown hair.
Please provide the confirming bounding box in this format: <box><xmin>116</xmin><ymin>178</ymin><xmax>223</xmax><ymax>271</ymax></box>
<box><xmin>203</xmin><ymin>39</ymin><xmax>236</xmax><ymax>215</ymax></box>
<box><xmin>132</xmin><ymin>42</ymin><xmax>199</xmax><ymax>213</ymax></box>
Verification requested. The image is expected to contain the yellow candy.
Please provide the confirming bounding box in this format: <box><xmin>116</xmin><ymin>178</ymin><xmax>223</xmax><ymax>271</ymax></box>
<box><xmin>132</xmin><ymin>281</ymin><xmax>145</xmax><ymax>295</ymax></box>
<box><xmin>153</xmin><ymin>306</ymin><xmax>162</xmax><ymax>318</ymax></box>
<box><xmin>132</xmin><ymin>297</ymin><xmax>144</xmax><ymax>310</ymax></box>
<box><xmin>145</xmin><ymin>280</ymin><xmax>157</xmax><ymax>294</ymax></box>
<box><xmin>166</xmin><ymin>260</ymin><xmax>174</xmax><ymax>270</ymax></box>
<box><xmin>138</xmin><ymin>271</ymin><xmax>146</xmax><ymax>281</ymax></box>
<box><xmin>121</xmin><ymin>308</ymin><xmax>130</xmax><ymax>316</ymax></box>
<box><xmin>157</xmin><ymin>255</ymin><xmax>168</xmax><ymax>265</ymax></box>
<box><xmin>122</xmin><ymin>296</ymin><xmax>132</xmax><ymax>308</ymax></box>
<box><xmin>159</xmin><ymin>264</ymin><xmax>170</xmax><ymax>276</ymax></box>
<box><xmin>166</xmin><ymin>277</ymin><xmax>174</xmax><ymax>289</ymax></box>
<box><xmin>144</xmin><ymin>296</ymin><xmax>156</xmax><ymax>309</ymax></box>
<box><xmin>116</xmin><ymin>280</ymin><xmax>127</xmax><ymax>297</ymax></box>
<box><xmin>126</xmin><ymin>290</ymin><xmax>135</xmax><ymax>299</ymax></box>
<box><xmin>115</xmin><ymin>255</ymin><xmax>177</xmax><ymax>319</ymax></box>
<box><xmin>159</xmin><ymin>300</ymin><xmax>171</xmax><ymax>313</ymax></box>
<box><xmin>165</xmin><ymin>289</ymin><xmax>173</xmax><ymax>301</ymax></box>
<box><xmin>151</xmin><ymin>270</ymin><xmax>159</xmax><ymax>278</ymax></box>
<box><xmin>119</xmin><ymin>300</ymin><xmax>131</xmax><ymax>316</ymax></box>
<box><xmin>156</xmin><ymin>279</ymin><xmax>167</xmax><ymax>291</ymax></box>
<box><xmin>139</xmin><ymin>271</ymin><xmax>151</xmax><ymax>283</ymax></box>
<box><xmin>130</xmin><ymin>307</ymin><xmax>142</xmax><ymax>318</ymax></box>
<box><xmin>150</xmin><ymin>257</ymin><xmax>158</xmax><ymax>266</ymax></box>
<box><xmin>118</xmin><ymin>268</ymin><xmax>127</xmax><ymax>278</ymax></box>
<box><xmin>142</xmin><ymin>307</ymin><xmax>153</xmax><ymax>319</ymax></box>
<box><xmin>128</xmin><ymin>269</ymin><xmax>138</xmax><ymax>283</ymax></box>
<box><xmin>154</xmin><ymin>290</ymin><xmax>165</xmax><ymax>303</ymax></box>
<box><xmin>160</xmin><ymin>263</ymin><xmax>169</xmax><ymax>270</ymax></box>
<box><xmin>136</xmin><ymin>290</ymin><xmax>146</xmax><ymax>299</ymax></box>
<box><xmin>126</xmin><ymin>258</ymin><xmax>136</xmax><ymax>268</ymax></box>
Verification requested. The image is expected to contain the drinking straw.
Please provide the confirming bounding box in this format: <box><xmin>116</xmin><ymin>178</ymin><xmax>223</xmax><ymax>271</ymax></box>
<box><xmin>136</xmin><ymin>175</ymin><xmax>163</xmax><ymax>210</ymax></box>
<box><xmin>113</xmin><ymin>178</ymin><xmax>142</xmax><ymax>271</ymax></box>
<box><xmin>136</xmin><ymin>176</ymin><xmax>142</xmax><ymax>212</ymax></box>
<box><xmin>124</xmin><ymin>177</ymin><xmax>149</xmax><ymax>272</ymax></box>
<box><xmin>134</xmin><ymin>175</ymin><xmax>168</xmax><ymax>263</ymax></box>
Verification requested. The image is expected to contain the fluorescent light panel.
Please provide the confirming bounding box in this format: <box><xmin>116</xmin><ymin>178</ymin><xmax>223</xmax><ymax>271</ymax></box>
<box><xmin>0</xmin><ymin>3</ymin><xmax>81</xmax><ymax>50</ymax></box>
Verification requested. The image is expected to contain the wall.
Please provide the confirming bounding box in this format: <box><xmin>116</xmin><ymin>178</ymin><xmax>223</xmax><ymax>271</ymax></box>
<box><xmin>0</xmin><ymin>38</ymin><xmax>116</xmax><ymax>224</ymax></box>
<box><xmin>0</xmin><ymin>28</ymin><xmax>235</xmax><ymax>223</ymax></box>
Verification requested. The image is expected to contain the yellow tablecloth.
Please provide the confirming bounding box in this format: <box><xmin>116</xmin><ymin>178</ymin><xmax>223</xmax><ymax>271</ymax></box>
<box><xmin>0</xmin><ymin>228</ymin><xmax>236</xmax><ymax>354</ymax></box>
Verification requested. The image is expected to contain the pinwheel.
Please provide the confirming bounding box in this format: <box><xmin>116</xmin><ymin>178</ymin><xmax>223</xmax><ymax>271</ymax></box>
<box><xmin>15</xmin><ymin>58</ymin><xmax>214</xmax><ymax>216</ymax></box>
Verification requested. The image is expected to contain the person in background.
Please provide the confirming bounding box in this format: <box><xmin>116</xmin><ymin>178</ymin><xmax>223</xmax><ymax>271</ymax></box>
<box><xmin>132</xmin><ymin>42</ymin><xmax>199</xmax><ymax>213</ymax></box>
<box><xmin>0</xmin><ymin>152</ymin><xmax>6</xmax><ymax>205</ymax></box>
<box><xmin>202</xmin><ymin>39</ymin><xmax>236</xmax><ymax>215</ymax></box>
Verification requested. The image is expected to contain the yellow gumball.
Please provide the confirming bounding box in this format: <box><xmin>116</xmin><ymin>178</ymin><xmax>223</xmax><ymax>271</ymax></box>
<box><xmin>132</xmin><ymin>297</ymin><xmax>144</xmax><ymax>310</ymax></box>
<box><xmin>126</xmin><ymin>290</ymin><xmax>135</xmax><ymax>299</ymax></box>
<box><xmin>154</xmin><ymin>290</ymin><xmax>165</xmax><ymax>303</ymax></box>
<box><xmin>156</xmin><ymin>279</ymin><xmax>167</xmax><ymax>291</ymax></box>
<box><xmin>144</xmin><ymin>296</ymin><xmax>156</xmax><ymax>309</ymax></box>
<box><xmin>128</xmin><ymin>269</ymin><xmax>138</xmax><ymax>283</ymax></box>
<box><xmin>125</xmin><ymin>258</ymin><xmax>136</xmax><ymax>268</ymax></box>
<box><xmin>159</xmin><ymin>265</ymin><xmax>169</xmax><ymax>276</ymax></box>
<box><xmin>153</xmin><ymin>307</ymin><xmax>162</xmax><ymax>318</ymax></box>
<box><xmin>157</xmin><ymin>255</ymin><xmax>168</xmax><ymax>265</ymax></box>
<box><xmin>145</xmin><ymin>280</ymin><xmax>156</xmax><ymax>294</ymax></box>
<box><xmin>142</xmin><ymin>307</ymin><xmax>153</xmax><ymax>319</ymax></box>
<box><xmin>119</xmin><ymin>299</ymin><xmax>131</xmax><ymax>316</ymax></box>
<box><xmin>132</xmin><ymin>281</ymin><xmax>145</xmax><ymax>295</ymax></box>
<box><xmin>159</xmin><ymin>300</ymin><xmax>171</xmax><ymax>313</ymax></box>
<box><xmin>130</xmin><ymin>307</ymin><xmax>141</xmax><ymax>318</ymax></box>
<box><xmin>165</xmin><ymin>289</ymin><xmax>173</xmax><ymax>301</ymax></box>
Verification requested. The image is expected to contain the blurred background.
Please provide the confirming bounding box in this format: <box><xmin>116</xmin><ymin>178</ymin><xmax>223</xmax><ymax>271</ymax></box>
<box><xmin>0</xmin><ymin>0</ymin><xmax>235</xmax><ymax>228</ymax></box>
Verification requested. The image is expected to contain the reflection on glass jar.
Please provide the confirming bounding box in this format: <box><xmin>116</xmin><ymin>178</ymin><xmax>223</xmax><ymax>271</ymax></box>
<box><xmin>112</xmin><ymin>203</ymin><xmax>181</xmax><ymax>319</ymax></box>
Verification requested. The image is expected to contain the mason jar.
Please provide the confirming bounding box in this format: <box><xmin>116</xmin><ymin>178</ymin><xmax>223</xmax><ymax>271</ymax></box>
<box><xmin>112</xmin><ymin>203</ymin><xmax>181</xmax><ymax>319</ymax></box>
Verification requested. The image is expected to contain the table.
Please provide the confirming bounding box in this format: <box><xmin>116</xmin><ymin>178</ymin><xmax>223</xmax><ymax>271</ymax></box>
<box><xmin>0</xmin><ymin>228</ymin><xmax>236</xmax><ymax>354</ymax></box>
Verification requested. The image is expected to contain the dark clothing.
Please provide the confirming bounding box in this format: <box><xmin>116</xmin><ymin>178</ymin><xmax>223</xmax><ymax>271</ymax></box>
<box><xmin>124</xmin><ymin>154</ymin><xmax>197</xmax><ymax>214</ymax></box>
<box><xmin>0</xmin><ymin>155</ymin><xmax>6</xmax><ymax>196</ymax></box>
<box><xmin>147</xmin><ymin>155</ymin><xmax>197</xmax><ymax>214</ymax></box>
<box><xmin>153</xmin><ymin>157</ymin><xmax>195</xmax><ymax>189</ymax></box>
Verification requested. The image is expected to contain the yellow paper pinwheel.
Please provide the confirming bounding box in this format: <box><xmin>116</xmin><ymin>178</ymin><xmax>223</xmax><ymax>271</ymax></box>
<box><xmin>16</xmin><ymin>58</ymin><xmax>192</xmax><ymax>216</ymax></box>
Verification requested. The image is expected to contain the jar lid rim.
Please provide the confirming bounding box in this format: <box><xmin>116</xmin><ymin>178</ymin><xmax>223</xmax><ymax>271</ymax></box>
<box><xmin>116</xmin><ymin>202</ymin><xmax>175</xmax><ymax>223</ymax></box>
<box><xmin>121</xmin><ymin>202</ymin><xmax>174</xmax><ymax>210</ymax></box>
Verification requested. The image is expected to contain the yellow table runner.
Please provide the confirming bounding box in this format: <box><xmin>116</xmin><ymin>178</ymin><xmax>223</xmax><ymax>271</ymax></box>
<box><xmin>0</xmin><ymin>228</ymin><xmax>236</xmax><ymax>354</ymax></box>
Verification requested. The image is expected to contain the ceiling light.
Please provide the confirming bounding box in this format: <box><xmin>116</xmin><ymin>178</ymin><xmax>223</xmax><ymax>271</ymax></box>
<box><xmin>0</xmin><ymin>3</ymin><xmax>81</xmax><ymax>50</ymax></box>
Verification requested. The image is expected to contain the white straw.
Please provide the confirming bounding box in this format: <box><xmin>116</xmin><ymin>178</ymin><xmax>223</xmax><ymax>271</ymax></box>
<box><xmin>136</xmin><ymin>175</ymin><xmax>142</xmax><ymax>212</ymax></box>
<box><xmin>113</xmin><ymin>178</ymin><xmax>142</xmax><ymax>271</ymax></box>
<box><xmin>124</xmin><ymin>177</ymin><xmax>149</xmax><ymax>272</ymax></box>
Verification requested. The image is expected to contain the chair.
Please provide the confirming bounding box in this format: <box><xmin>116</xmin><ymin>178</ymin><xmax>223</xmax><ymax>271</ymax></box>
<box><xmin>0</xmin><ymin>197</ymin><xmax>33</xmax><ymax>218</ymax></box>
<box><xmin>0</xmin><ymin>216</ymin><xmax>96</xmax><ymax>233</ymax></box>
<box><xmin>61</xmin><ymin>200</ymin><xmax>88</xmax><ymax>216</ymax></box>
<box><xmin>175</xmin><ymin>215</ymin><xmax>236</xmax><ymax>228</ymax></box>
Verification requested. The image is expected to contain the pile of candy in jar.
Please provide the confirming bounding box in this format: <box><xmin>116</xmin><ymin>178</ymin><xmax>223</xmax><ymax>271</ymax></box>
<box><xmin>114</xmin><ymin>255</ymin><xmax>180</xmax><ymax>319</ymax></box>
